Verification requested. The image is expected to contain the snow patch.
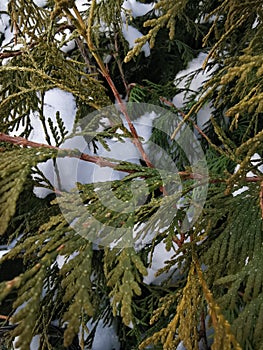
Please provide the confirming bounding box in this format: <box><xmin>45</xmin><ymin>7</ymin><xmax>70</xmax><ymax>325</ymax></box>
<box><xmin>122</xmin><ymin>0</ymin><xmax>154</xmax><ymax>18</ymax></box>
<box><xmin>0</xmin><ymin>249</ymin><xmax>9</xmax><ymax>259</ymax></box>
<box><xmin>232</xmin><ymin>153</ymin><xmax>263</xmax><ymax>197</ymax></box>
<box><xmin>84</xmin><ymin>319</ymin><xmax>120</xmax><ymax>350</ymax></box>
<box><xmin>0</xmin><ymin>0</ymin><xmax>9</xmax><ymax>11</ymax></box>
<box><xmin>13</xmin><ymin>335</ymin><xmax>40</xmax><ymax>350</ymax></box>
<box><xmin>122</xmin><ymin>24</ymin><xmax>150</xmax><ymax>57</ymax></box>
<box><xmin>232</xmin><ymin>186</ymin><xmax>249</xmax><ymax>197</ymax></box>
<box><xmin>173</xmin><ymin>52</ymin><xmax>213</xmax><ymax>128</ymax></box>
<box><xmin>75</xmin><ymin>0</ymin><xmax>90</xmax><ymax>11</ymax></box>
<box><xmin>33</xmin><ymin>0</ymin><xmax>47</xmax><ymax>6</ymax></box>
<box><xmin>143</xmin><ymin>241</ymin><xmax>178</xmax><ymax>285</ymax></box>
<box><xmin>173</xmin><ymin>52</ymin><xmax>209</xmax><ymax>107</ymax></box>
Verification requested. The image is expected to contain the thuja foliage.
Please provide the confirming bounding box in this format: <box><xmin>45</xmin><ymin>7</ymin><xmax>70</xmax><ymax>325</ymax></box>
<box><xmin>0</xmin><ymin>0</ymin><xmax>263</xmax><ymax>349</ymax></box>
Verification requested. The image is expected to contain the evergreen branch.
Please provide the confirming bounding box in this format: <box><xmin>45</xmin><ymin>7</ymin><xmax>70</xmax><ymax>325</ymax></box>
<box><xmin>1</xmin><ymin>133</ymin><xmax>262</xmax><ymax>186</ymax></box>
<box><xmin>0</xmin><ymin>132</ymin><xmax>121</xmax><ymax>170</ymax></box>
<box><xmin>160</xmin><ymin>96</ymin><xmax>238</xmax><ymax>163</ymax></box>
<box><xmin>194</xmin><ymin>254</ymin><xmax>242</xmax><ymax>350</ymax></box>
<box><xmin>61</xmin><ymin>242</ymin><xmax>94</xmax><ymax>347</ymax></box>
<box><xmin>105</xmin><ymin>247</ymin><xmax>147</xmax><ymax>327</ymax></box>
<box><xmin>0</xmin><ymin>66</ymin><xmax>102</xmax><ymax>109</ymax></box>
<box><xmin>0</xmin><ymin>147</ymin><xmax>57</xmax><ymax>235</ymax></box>
<box><xmin>60</xmin><ymin>1</ymin><xmax>155</xmax><ymax>169</ymax></box>
<box><xmin>113</xmin><ymin>32</ymin><xmax>129</xmax><ymax>93</ymax></box>
<box><xmin>202</xmin><ymin>15</ymin><xmax>246</xmax><ymax>68</ymax></box>
<box><xmin>0</xmin><ymin>42</ymin><xmax>38</xmax><ymax>59</ymax></box>
<box><xmin>124</xmin><ymin>0</ymin><xmax>189</xmax><ymax>63</ymax></box>
<box><xmin>260</xmin><ymin>180</ymin><xmax>263</xmax><ymax>219</ymax></box>
<box><xmin>139</xmin><ymin>263</ymin><xmax>201</xmax><ymax>350</ymax></box>
<box><xmin>0</xmin><ymin>85</ymin><xmax>50</xmax><ymax>111</ymax></box>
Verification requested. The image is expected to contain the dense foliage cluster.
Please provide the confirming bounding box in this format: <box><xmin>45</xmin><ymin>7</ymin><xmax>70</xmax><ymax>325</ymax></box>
<box><xmin>0</xmin><ymin>0</ymin><xmax>263</xmax><ymax>349</ymax></box>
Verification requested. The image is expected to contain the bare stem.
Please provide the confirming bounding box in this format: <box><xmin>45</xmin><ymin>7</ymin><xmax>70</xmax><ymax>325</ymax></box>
<box><xmin>1</xmin><ymin>132</ymin><xmax>262</xmax><ymax>186</ymax></box>
<box><xmin>68</xmin><ymin>2</ymin><xmax>154</xmax><ymax>168</ymax></box>
<box><xmin>260</xmin><ymin>180</ymin><xmax>263</xmax><ymax>219</ymax></box>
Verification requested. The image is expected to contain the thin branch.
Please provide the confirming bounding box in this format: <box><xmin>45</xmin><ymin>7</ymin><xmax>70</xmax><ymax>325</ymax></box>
<box><xmin>0</xmin><ymin>315</ymin><xmax>9</xmax><ymax>320</ymax></box>
<box><xmin>159</xmin><ymin>96</ymin><xmax>236</xmax><ymax>161</ymax></box>
<box><xmin>172</xmin><ymin>232</ymin><xmax>185</xmax><ymax>247</ymax></box>
<box><xmin>1</xmin><ymin>133</ymin><xmax>262</xmax><ymax>186</ymax></box>
<box><xmin>0</xmin><ymin>24</ymin><xmax>74</xmax><ymax>60</ymax></box>
<box><xmin>113</xmin><ymin>31</ymin><xmax>129</xmax><ymax>93</ymax></box>
<box><xmin>75</xmin><ymin>37</ymin><xmax>97</xmax><ymax>75</ymax></box>
<box><xmin>68</xmin><ymin>2</ymin><xmax>154</xmax><ymax>168</ymax></box>
<box><xmin>260</xmin><ymin>180</ymin><xmax>263</xmax><ymax>219</ymax></box>
<box><xmin>0</xmin><ymin>132</ymin><xmax>120</xmax><ymax>170</ymax></box>
<box><xmin>199</xmin><ymin>310</ymin><xmax>210</xmax><ymax>350</ymax></box>
<box><xmin>0</xmin><ymin>42</ymin><xmax>37</xmax><ymax>59</ymax></box>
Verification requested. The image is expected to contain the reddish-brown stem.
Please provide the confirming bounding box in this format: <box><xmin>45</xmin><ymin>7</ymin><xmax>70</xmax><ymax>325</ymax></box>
<box><xmin>70</xmin><ymin>2</ymin><xmax>155</xmax><ymax>169</ymax></box>
<box><xmin>260</xmin><ymin>180</ymin><xmax>263</xmax><ymax>219</ymax></box>
<box><xmin>0</xmin><ymin>42</ymin><xmax>37</xmax><ymax>59</ymax></box>
<box><xmin>113</xmin><ymin>32</ymin><xmax>129</xmax><ymax>93</ymax></box>
<box><xmin>199</xmin><ymin>310</ymin><xmax>209</xmax><ymax>349</ymax></box>
<box><xmin>0</xmin><ymin>132</ymin><xmax>122</xmax><ymax>170</ymax></box>
<box><xmin>172</xmin><ymin>232</ymin><xmax>185</xmax><ymax>247</ymax></box>
<box><xmin>99</xmin><ymin>70</ymin><xmax>155</xmax><ymax>168</ymax></box>
<box><xmin>0</xmin><ymin>314</ymin><xmax>9</xmax><ymax>320</ymax></box>
<box><xmin>1</xmin><ymin>132</ymin><xmax>262</xmax><ymax>184</ymax></box>
<box><xmin>160</xmin><ymin>96</ymin><xmax>213</xmax><ymax>143</ymax></box>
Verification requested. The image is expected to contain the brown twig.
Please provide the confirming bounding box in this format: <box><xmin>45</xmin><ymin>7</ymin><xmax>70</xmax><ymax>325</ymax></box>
<box><xmin>68</xmin><ymin>2</ymin><xmax>155</xmax><ymax>168</ymax></box>
<box><xmin>172</xmin><ymin>232</ymin><xmax>185</xmax><ymax>247</ymax></box>
<box><xmin>0</xmin><ymin>42</ymin><xmax>38</xmax><ymax>59</ymax></box>
<box><xmin>113</xmin><ymin>32</ymin><xmax>129</xmax><ymax>93</ymax></box>
<box><xmin>0</xmin><ymin>132</ymin><xmax>122</xmax><ymax>170</ymax></box>
<box><xmin>199</xmin><ymin>310</ymin><xmax>209</xmax><ymax>350</ymax></box>
<box><xmin>0</xmin><ymin>315</ymin><xmax>9</xmax><ymax>320</ymax></box>
<box><xmin>260</xmin><ymin>180</ymin><xmax>263</xmax><ymax>219</ymax></box>
<box><xmin>1</xmin><ymin>132</ymin><xmax>262</xmax><ymax>184</ymax></box>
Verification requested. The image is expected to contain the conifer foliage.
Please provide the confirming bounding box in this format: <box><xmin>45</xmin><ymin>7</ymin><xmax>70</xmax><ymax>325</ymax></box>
<box><xmin>0</xmin><ymin>0</ymin><xmax>263</xmax><ymax>349</ymax></box>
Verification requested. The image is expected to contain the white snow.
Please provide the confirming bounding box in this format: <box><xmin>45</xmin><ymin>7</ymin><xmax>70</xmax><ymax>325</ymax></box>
<box><xmin>122</xmin><ymin>24</ymin><xmax>150</xmax><ymax>57</ymax></box>
<box><xmin>252</xmin><ymin>16</ymin><xmax>259</xmax><ymax>29</ymax></box>
<box><xmin>56</xmin><ymin>251</ymin><xmax>79</xmax><ymax>269</ymax></box>
<box><xmin>55</xmin><ymin>29</ymin><xmax>76</xmax><ymax>53</ymax></box>
<box><xmin>19</xmin><ymin>88</ymin><xmax>76</xmax><ymax>197</ymax></box>
<box><xmin>1</xmin><ymin>3</ymin><xmax>210</xmax><ymax>349</ymax></box>
<box><xmin>232</xmin><ymin>186</ymin><xmax>249</xmax><ymax>197</ymax></box>
<box><xmin>0</xmin><ymin>249</ymin><xmax>9</xmax><ymax>259</ymax></box>
<box><xmin>30</xmin><ymin>88</ymin><xmax>76</xmax><ymax>143</ymax></box>
<box><xmin>234</xmin><ymin>153</ymin><xmax>263</xmax><ymax>178</ymax></box>
<box><xmin>32</xmin><ymin>0</ymin><xmax>47</xmax><ymax>7</ymax></box>
<box><xmin>85</xmin><ymin>319</ymin><xmax>120</xmax><ymax>350</ymax></box>
<box><xmin>56</xmin><ymin>108</ymin><xmax>157</xmax><ymax>192</ymax></box>
<box><xmin>13</xmin><ymin>335</ymin><xmax>40</xmax><ymax>350</ymax></box>
<box><xmin>122</xmin><ymin>0</ymin><xmax>154</xmax><ymax>18</ymax></box>
<box><xmin>250</xmin><ymin>152</ymin><xmax>263</xmax><ymax>173</ymax></box>
<box><xmin>0</xmin><ymin>12</ymin><xmax>13</xmax><ymax>49</ymax></box>
<box><xmin>0</xmin><ymin>13</ymin><xmax>9</xmax><ymax>34</ymax></box>
<box><xmin>173</xmin><ymin>52</ymin><xmax>209</xmax><ymax>107</ymax></box>
<box><xmin>0</xmin><ymin>0</ymin><xmax>8</xmax><ymax>11</ymax></box>
<box><xmin>232</xmin><ymin>153</ymin><xmax>263</xmax><ymax>197</ymax></box>
<box><xmin>75</xmin><ymin>0</ymin><xmax>91</xmax><ymax>11</ymax></box>
<box><xmin>173</xmin><ymin>52</ymin><xmax>213</xmax><ymax>128</ymax></box>
<box><xmin>143</xmin><ymin>241</ymin><xmax>177</xmax><ymax>285</ymax></box>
